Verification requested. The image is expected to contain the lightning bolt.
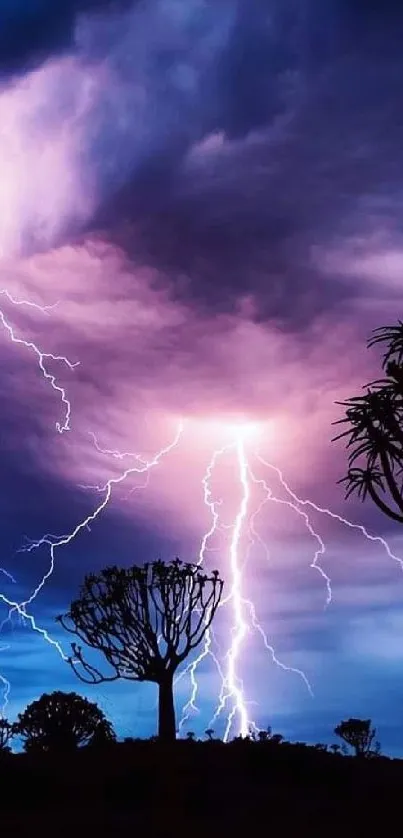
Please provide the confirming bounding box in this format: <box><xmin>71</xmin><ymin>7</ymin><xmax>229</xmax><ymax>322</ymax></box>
<box><xmin>221</xmin><ymin>429</ymin><xmax>250</xmax><ymax>740</ymax></box>
<box><xmin>0</xmin><ymin>286</ymin><xmax>184</xmax><ymax>708</ymax></box>
<box><xmin>1</xmin><ymin>421</ymin><xmax>184</xmax><ymax>655</ymax></box>
<box><xmin>177</xmin><ymin>443</ymin><xmax>229</xmax><ymax>730</ymax></box>
<box><xmin>88</xmin><ymin>431</ymin><xmax>147</xmax><ymax>464</ymax></box>
<box><xmin>0</xmin><ymin>646</ymin><xmax>11</xmax><ymax>717</ymax></box>
<box><xmin>0</xmin><ymin>290</ymin><xmax>80</xmax><ymax>707</ymax></box>
<box><xmin>256</xmin><ymin>454</ymin><xmax>403</xmax><ymax>576</ymax></box>
<box><xmin>179</xmin><ymin>428</ymin><xmax>315</xmax><ymax>742</ymax></box>
<box><xmin>248</xmin><ymin>460</ymin><xmax>330</xmax><ymax>605</ymax></box>
<box><xmin>178</xmin><ymin>428</ymin><xmax>403</xmax><ymax>742</ymax></box>
<box><xmin>0</xmin><ymin>293</ymin><xmax>78</xmax><ymax>433</ymax></box>
<box><xmin>1</xmin><ymin>287</ymin><xmax>402</xmax><ymax>738</ymax></box>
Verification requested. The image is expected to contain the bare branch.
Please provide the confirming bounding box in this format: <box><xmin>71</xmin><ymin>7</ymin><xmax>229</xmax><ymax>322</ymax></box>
<box><xmin>58</xmin><ymin>560</ymin><xmax>224</xmax><ymax>684</ymax></box>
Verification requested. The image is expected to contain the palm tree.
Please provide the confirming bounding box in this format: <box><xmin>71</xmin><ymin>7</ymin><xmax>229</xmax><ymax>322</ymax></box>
<box><xmin>333</xmin><ymin>321</ymin><xmax>403</xmax><ymax>523</ymax></box>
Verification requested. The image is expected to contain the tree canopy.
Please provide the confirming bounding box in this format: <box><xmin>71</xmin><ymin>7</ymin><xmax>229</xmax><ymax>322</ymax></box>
<box><xmin>334</xmin><ymin>321</ymin><xmax>403</xmax><ymax>523</ymax></box>
<box><xmin>15</xmin><ymin>691</ymin><xmax>115</xmax><ymax>753</ymax></box>
<box><xmin>334</xmin><ymin>718</ymin><xmax>380</xmax><ymax>758</ymax></box>
<box><xmin>58</xmin><ymin>559</ymin><xmax>224</xmax><ymax>741</ymax></box>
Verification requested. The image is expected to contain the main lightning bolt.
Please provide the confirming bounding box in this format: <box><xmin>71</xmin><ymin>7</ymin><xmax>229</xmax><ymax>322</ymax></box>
<box><xmin>178</xmin><ymin>423</ymin><xmax>403</xmax><ymax>741</ymax></box>
<box><xmin>179</xmin><ymin>426</ymin><xmax>314</xmax><ymax>741</ymax></box>
<box><xmin>220</xmin><ymin>429</ymin><xmax>252</xmax><ymax>740</ymax></box>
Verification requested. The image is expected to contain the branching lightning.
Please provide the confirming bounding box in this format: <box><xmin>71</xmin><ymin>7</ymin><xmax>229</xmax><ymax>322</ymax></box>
<box><xmin>0</xmin><ymin>291</ymin><xmax>403</xmax><ymax>737</ymax></box>
<box><xmin>0</xmin><ymin>293</ymin><xmax>78</xmax><ymax>433</ymax></box>
<box><xmin>177</xmin><ymin>426</ymin><xmax>403</xmax><ymax>741</ymax></box>
<box><xmin>249</xmin><ymin>462</ymin><xmax>330</xmax><ymax>605</ymax></box>
<box><xmin>256</xmin><ymin>455</ymin><xmax>403</xmax><ymax>575</ymax></box>
<box><xmin>0</xmin><ymin>286</ymin><xmax>184</xmax><ymax>713</ymax></box>
<box><xmin>178</xmin><ymin>426</ymin><xmax>316</xmax><ymax>741</ymax></box>
<box><xmin>0</xmin><ymin>422</ymin><xmax>184</xmax><ymax>654</ymax></box>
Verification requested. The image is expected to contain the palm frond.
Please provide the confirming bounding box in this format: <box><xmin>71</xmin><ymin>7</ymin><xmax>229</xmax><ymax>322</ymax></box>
<box><xmin>368</xmin><ymin>321</ymin><xmax>403</xmax><ymax>367</ymax></box>
<box><xmin>338</xmin><ymin>466</ymin><xmax>386</xmax><ymax>502</ymax></box>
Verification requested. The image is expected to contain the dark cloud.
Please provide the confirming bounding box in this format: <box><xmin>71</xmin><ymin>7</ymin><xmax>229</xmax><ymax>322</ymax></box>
<box><xmin>0</xmin><ymin>0</ymin><xmax>132</xmax><ymax>76</ymax></box>
<box><xmin>84</xmin><ymin>0</ymin><xmax>403</xmax><ymax>324</ymax></box>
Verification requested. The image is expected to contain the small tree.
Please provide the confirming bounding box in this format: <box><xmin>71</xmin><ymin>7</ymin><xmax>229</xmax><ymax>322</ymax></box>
<box><xmin>334</xmin><ymin>718</ymin><xmax>380</xmax><ymax>758</ymax></box>
<box><xmin>15</xmin><ymin>691</ymin><xmax>115</xmax><ymax>754</ymax></box>
<box><xmin>334</xmin><ymin>321</ymin><xmax>403</xmax><ymax>523</ymax></box>
<box><xmin>0</xmin><ymin>718</ymin><xmax>13</xmax><ymax>754</ymax></box>
<box><xmin>58</xmin><ymin>559</ymin><xmax>224</xmax><ymax>743</ymax></box>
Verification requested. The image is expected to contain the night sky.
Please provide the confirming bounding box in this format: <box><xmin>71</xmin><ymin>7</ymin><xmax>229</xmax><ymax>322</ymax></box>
<box><xmin>1</xmin><ymin>0</ymin><xmax>403</xmax><ymax>752</ymax></box>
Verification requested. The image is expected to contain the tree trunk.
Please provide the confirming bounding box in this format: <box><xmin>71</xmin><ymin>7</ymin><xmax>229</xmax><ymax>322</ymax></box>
<box><xmin>158</xmin><ymin>673</ymin><xmax>176</xmax><ymax>742</ymax></box>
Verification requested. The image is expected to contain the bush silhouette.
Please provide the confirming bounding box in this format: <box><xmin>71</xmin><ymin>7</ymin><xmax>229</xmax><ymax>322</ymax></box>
<box><xmin>334</xmin><ymin>718</ymin><xmax>380</xmax><ymax>758</ymax></box>
<box><xmin>58</xmin><ymin>559</ymin><xmax>224</xmax><ymax>742</ymax></box>
<box><xmin>334</xmin><ymin>321</ymin><xmax>403</xmax><ymax>523</ymax></box>
<box><xmin>15</xmin><ymin>691</ymin><xmax>116</xmax><ymax>754</ymax></box>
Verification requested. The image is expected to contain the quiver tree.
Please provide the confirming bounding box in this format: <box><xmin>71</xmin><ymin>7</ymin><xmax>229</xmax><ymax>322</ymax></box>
<box><xmin>333</xmin><ymin>321</ymin><xmax>403</xmax><ymax>523</ymax></box>
<box><xmin>58</xmin><ymin>559</ymin><xmax>224</xmax><ymax>742</ymax></box>
<box><xmin>15</xmin><ymin>691</ymin><xmax>116</xmax><ymax>754</ymax></box>
<box><xmin>334</xmin><ymin>718</ymin><xmax>380</xmax><ymax>758</ymax></box>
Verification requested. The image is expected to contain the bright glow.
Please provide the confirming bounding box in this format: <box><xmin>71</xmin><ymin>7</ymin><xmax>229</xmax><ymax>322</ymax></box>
<box><xmin>188</xmin><ymin>416</ymin><xmax>263</xmax><ymax>445</ymax></box>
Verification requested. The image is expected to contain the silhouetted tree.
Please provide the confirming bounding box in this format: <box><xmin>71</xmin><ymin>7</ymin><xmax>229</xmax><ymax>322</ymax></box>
<box><xmin>334</xmin><ymin>321</ymin><xmax>403</xmax><ymax>523</ymax></box>
<box><xmin>0</xmin><ymin>718</ymin><xmax>13</xmax><ymax>753</ymax></box>
<box><xmin>15</xmin><ymin>691</ymin><xmax>115</xmax><ymax>754</ymax></box>
<box><xmin>270</xmin><ymin>734</ymin><xmax>284</xmax><ymax>745</ymax></box>
<box><xmin>334</xmin><ymin>718</ymin><xmax>380</xmax><ymax>758</ymax></box>
<box><xmin>58</xmin><ymin>559</ymin><xmax>224</xmax><ymax>743</ymax></box>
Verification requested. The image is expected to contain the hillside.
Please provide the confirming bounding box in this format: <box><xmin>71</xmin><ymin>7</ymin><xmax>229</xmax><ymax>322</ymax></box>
<box><xmin>0</xmin><ymin>737</ymin><xmax>400</xmax><ymax>835</ymax></box>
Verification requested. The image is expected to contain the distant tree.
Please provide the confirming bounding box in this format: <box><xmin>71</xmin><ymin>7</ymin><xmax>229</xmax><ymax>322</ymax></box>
<box><xmin>0</xmin><ymin>718</ymin><xmax>13</xmax><ymax>753</ymax></box>
<box><xmin>270</xmin><ymin>734</ymin><xmax>284</xmax><ymax>746</ymax></box>
<box><xmin>58</xmin><ymin>559</ymin><xmax>223</xmax><ymax>743</ymax></box>
<box><xmin>334</xmin><ymin>321</ymin><xmax>403</xmax><ymax>523</ymax></box>
<box><xmin>15</xmin><ymin>691</ymin><xmax>115</xmax><ymax>754</ymax></box>
<box><xmin>334</xmin><ymin>718</ymin><xmax>380</xmax><ymax>758</ymax></box>
<box><xmin>249</xmin><ymin>727</ymin><xmax>284</xmax><ymax>745</ymax></box>
<box><xmin>205</xmin><ymin>728</ymin><xmax>215</xmax><ymax>741</ymax></box>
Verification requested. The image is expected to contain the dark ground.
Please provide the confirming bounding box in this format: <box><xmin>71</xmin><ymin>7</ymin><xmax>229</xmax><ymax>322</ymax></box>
<box><xmin>0</xmin><ymin>738</ymin><xmax>401</xmax><ymax>835</ymax></box>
